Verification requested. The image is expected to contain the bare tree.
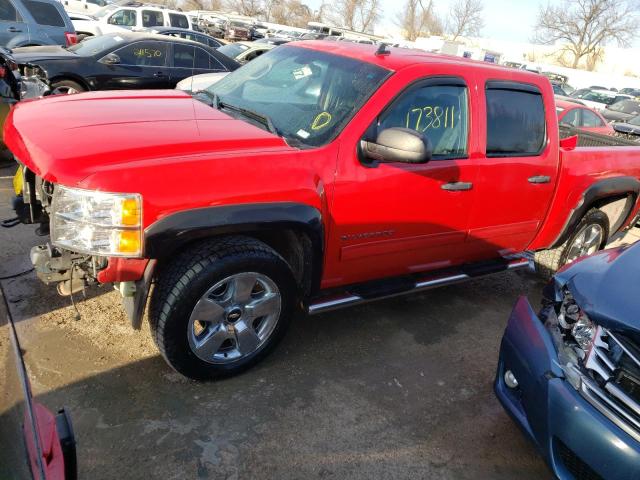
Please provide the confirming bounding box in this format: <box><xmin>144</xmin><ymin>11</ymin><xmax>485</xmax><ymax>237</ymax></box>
<box><xmin>534</xmin><ymin>0</ymin><xmax>639</xmax><ymax>69</ymax></box>
<box><xmin>332</xmin><ymin>0</ymin><xmax>381</xmax><ymax>32</ymax></box>
<box><xmin>225</xmin><ymin>0</ymin><xmax>263</xmax><ymax>17</ymax></box>
<box><xmin>182</xmin><ymin>0</ymin><xmax>223</xmax><ymax>10</ymax></box>
<box><xmin>396</xmin><ymin>0</ymin><xmax>442</xmax><ymax>41</ymax></box>
<box><xmin>447</xmin><ymin>0</ymin><xmax>484</xmax><ymax>41</ymax></box>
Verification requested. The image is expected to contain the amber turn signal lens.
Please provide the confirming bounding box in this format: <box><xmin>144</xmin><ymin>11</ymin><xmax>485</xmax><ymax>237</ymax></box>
<box><xmin>117</xmin><ymin>230</ymin><xmax>141</xmax><ymax>254</ymax></box>
<box><xmin>121</xmin><ymin>198</ymin><xmax>140</xmax><ymax>226</ymax></box>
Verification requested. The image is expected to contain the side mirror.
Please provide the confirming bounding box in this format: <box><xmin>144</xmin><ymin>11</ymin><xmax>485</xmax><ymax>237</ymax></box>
<box><xmin>100</xmin><ymin>53</ymin><xmax>120</xmax><ymax>65</ymax></box>
<box><xmin>361</xmin><ymin>127</ymin><xmax>432</xmax><ymax>164</ymax></box>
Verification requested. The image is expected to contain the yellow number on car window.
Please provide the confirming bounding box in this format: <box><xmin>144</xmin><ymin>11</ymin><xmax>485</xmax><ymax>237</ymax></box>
<box><xmin>134</xmin><ymin>48</ymin><xmax>162</xmax><ymax>58</ymax></box>
<box><xmin>311</xmin><ymin>112</ymin><xmax>332</xmax><ymax>131</ymax></box>
<box><xmin>406</xmin><ymin>105</ymin><xmax>456</xmax><ymax>131</ymax></box>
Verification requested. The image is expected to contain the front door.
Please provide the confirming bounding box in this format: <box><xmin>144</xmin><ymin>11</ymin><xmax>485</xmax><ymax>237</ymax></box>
<box><xmin>102</xmin><ymin>40</ymin><xmax>172</xmax><ymax>89</ymax></box>
<box><xmin>326</xmin><ymin>75</ymin><xmax>478</xmax><ymax>288</ymax></box>
<box><xmin>466</xmin><ymin>80</ymin><xmax>558</xmax><ymax>256</ymax></box>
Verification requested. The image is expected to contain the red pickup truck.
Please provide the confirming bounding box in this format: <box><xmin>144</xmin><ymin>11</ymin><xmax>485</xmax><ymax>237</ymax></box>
<box><xmin>6</xmin><ymin>42</ymin><xmax>640</xmax><ymax>380</ymax></box>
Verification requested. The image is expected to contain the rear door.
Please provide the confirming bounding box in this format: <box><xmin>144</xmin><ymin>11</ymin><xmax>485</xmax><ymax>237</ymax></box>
<box><xmin>466</xmin><ymin>80</ymin><xmax>558</xmax><ymax>256</ymax></box>
<box><xmin>0</xmin><ymin>0</ymin><xmax>28</xmax><ymax>47</ymax></box>
<box><xmin>102</xmin><ymin>40</ymin><xmax>172</xmax><ymax>89</ymax></box>
<box><xmin>21</xmin><ymin>0</ymin><xmax>69</xmax><ymax>46</ymax></box>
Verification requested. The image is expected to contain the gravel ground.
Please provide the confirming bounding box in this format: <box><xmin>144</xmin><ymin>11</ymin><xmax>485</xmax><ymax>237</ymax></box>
<box><xmin>1</xmin><ymin>161</ymin><xmax>638</xmax><ymax>479</ymax></box>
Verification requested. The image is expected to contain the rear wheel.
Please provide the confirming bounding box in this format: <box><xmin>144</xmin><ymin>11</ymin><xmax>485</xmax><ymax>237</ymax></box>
<box><xmin>50</xmin><ymin>79</ymin><xmax>85</xmax><ymax>95</ymax></box>
<box><xmin>534</xmin><ymin>209</ymin><xmax>609</xmax><ymax>279</ymax></box>
<box><xmin>149</xmin><ymin>236</ymin><xmax>298</xmax><ymax>380</ymax></box>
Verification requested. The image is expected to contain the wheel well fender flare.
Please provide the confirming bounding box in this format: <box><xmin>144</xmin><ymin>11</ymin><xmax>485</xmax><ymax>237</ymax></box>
<box><xmin>551</xmin><ymin>176</ymin><xmax>640</xmax><ymax>248</ymax></box>
<box><xmin>144</xmin><ymin>202</ymin><xmax>324</xmax><ymax>295</ymax></box>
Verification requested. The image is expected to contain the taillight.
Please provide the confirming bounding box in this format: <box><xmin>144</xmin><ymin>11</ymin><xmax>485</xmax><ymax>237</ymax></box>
<box><xmin>0</xmin><ymin>66</ymin><xmax>5</xmax><ymax>78</ymax></box>
<box><xmin>64</xmin><ymin>32</ymin><xmax>78</xmax><ymax>47</ymax></box>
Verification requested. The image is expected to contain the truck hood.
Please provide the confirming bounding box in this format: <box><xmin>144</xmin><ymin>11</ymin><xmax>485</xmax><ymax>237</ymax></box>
<box><xmin>553</xmin><ymin>243</ymin><xmax>640</xmax><ymax>332</ymax></box>
<box><xmin>5</xmin><ymin>89</ymin><xmax>290</xmax><ymax>186</ymax></box>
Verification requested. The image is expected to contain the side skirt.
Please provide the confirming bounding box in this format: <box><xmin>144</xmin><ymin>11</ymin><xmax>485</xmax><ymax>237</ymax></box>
<box><xmin>307</xmin><ymin>255</ymin><xmax>532</xmax><ymax>315</ymax></box>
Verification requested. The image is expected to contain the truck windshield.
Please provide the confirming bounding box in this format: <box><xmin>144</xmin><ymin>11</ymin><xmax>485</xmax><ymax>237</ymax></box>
<box><xmin>207</xmin><ymin>45</ymin><xmax>391</xmax><ymax>147</ymax></box>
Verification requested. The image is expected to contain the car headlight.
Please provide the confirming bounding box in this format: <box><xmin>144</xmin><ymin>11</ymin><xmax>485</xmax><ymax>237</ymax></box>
<box><xmin>51</xmin><ymin>186</ymin><xmax>142</xmax><ymax>257</ymax></box>
<box><xmin>558</xmin><ymin>288</ymin><xmax>596</xmax><ymax>350</ymax></box>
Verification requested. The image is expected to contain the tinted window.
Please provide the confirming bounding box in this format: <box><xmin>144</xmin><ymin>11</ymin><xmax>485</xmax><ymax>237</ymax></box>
<box><xmin>108</xmin><ymin>9</ymin><xmax>135</xmax><ymax>26</ymax></box>
<box><xmin>610</xmin><ymin>100</ymin><xmax>640</xmax><ymax>115</ymax></box>
<box><xmin>560</xmin><ymin>108</ymin><xmax>579</xmax><ymax>127</ymax></box>
<box><xmin>193</xmin><ymin>47</ymin><xmax>209</xmax><ymax>69</ymax></box>
<box><xmin>486</xmin><ymin>85</ymin><xmax>546</xmax><ymax>156</ymax></box>
<box><xmin>115</xmin><ymin>41</ymin><xmax>167</xmax><ymax>66</ymax></box>
<box><xmin>141</xmin><ymin>10</ymin><xmax>163</xmax><ymax>27</ymax></box>
<box><xmin>23</xmin><ymin>0</ymin><xmax>65</xmax><ymax>27</ymax></box>
<box><xmin>581</xmin><ymin>109</ymin><xmax>604</xmax><ymax>127</ymax></box>
<box><xmin>173</xmin><ymin>43</ymin><xmax>194</xmax><ymax>68</ymax></box>
<box><xmin>169</xmin><ymin>13</ymin><xmax>189</xmax><ymax>28</ymax></box>
<box><xmin>378</xmin><ymin>83</ymin><xmax>469</xmax><ymax>158</ymax></box>
<box><xmin>0</xmin><ymin>0</ymin><xmax>20</xmax><ymax>21</ymax></box>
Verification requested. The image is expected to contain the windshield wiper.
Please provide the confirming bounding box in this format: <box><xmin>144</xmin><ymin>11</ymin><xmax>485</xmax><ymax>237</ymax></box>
<box><xmin>218</xmin><ymin>101</ymin><xmax>278</xmax><ymax>136</ymax></box>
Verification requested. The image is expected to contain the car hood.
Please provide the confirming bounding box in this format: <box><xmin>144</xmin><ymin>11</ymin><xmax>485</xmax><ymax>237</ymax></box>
<box><xmin>552</xmin><ymin>243</ymin><xmax>640</xmax><ymax>332</ymax></box>
<box><xmin>11</xmin><ymin>46</ymin><xmax>77</xmax><ymax>63</ymax></box>
<box><xmin>614</xmin><ymin>122</ymin><xmax>640</xmax><ymax>135</ymax></box>
<box><xmin>5</xmin><ymin>89</ymin><xmax>290</xmax><ymax>186</ymax></box>
<box><xmin>601</xmin><ymin>110</ymin><xmax>633</xmax><ymax>122</ymax></box>
<box><xmin>175</xmin><ymin>72</ymin><xmax>229</xmax><ymax>93</ymax></box>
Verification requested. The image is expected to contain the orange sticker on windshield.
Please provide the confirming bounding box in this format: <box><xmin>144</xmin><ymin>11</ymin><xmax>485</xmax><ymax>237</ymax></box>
<box><xmin>311</xmin><ymin>112</ymin><xmax>332</xmax><ymax>130</ymax></box>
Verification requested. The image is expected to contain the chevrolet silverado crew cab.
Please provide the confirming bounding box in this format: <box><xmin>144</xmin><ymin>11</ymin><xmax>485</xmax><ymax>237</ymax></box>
<box><xmin>6</xmin><ymin>42</ymin><xmax>640</xmax><ymax>380</ymax></box>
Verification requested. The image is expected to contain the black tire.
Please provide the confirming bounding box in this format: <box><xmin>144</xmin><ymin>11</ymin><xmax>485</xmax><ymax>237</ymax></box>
<box><xmin>149</xmin><ymin>236</ymin><xmax>298</xmax><ymax>380</ymax></box>
<box><xmin>50</xmin><ymin>79</ymin><xmax>85</xmax><ymax>95</ymax></box>
<box><xmin>534</xmin><ymin>208</ymin><xmax>609</xmax><ymax>279</ymax></box>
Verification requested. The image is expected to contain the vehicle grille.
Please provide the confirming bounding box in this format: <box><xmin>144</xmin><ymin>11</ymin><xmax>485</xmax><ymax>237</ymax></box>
<box><xmin>580</xmin><ymin>326</ymin><xmax>640</xmax><ymax>443</ymax></box>
<box><xmin>555</xmin><ymin>439</ymin><xmax>603</xmax><ymax>480</ymax></box>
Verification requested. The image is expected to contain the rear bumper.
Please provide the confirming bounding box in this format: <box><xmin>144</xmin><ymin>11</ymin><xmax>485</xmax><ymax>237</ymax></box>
<box><xmin>495</xmin><ymin>296</ymin><xmax>640</xmax><ymax>480</ymax></box>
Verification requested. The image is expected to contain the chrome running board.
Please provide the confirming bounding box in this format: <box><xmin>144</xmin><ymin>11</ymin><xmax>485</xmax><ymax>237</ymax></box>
<box><xmin>307</xmin><ymin>256</ymin><xmax>531</xmax><ymax>315</ymax></box>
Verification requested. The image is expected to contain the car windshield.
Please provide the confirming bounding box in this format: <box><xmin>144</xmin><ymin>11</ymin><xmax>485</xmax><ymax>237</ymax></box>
<box><xmin>67</xmin><ymin>33</ymin><xmax>126</xmax><ymax>55</ymax></box>
<box><xmin>609</xmin><ymin>100</ymin><xmax>640</xmax><ymax>115</ymax></box>
<box><xmin>574</xmin><ymin>90</ymin><xmax>616</xmax><ymax>104</ymax></box>
<box><xmin>94</xmin><ymin>4</ymin><xmax>118</xmax><ymax>18</ymax></box>
<box><xmin>629</xmin><ymin>115</ymin><xmax>640</xmax><ymax>126</ymax></box>
<box><xmin>217</xmin><ymin>43</ymin><xmax>249</xmax><ymax>58</ymax></box>
<box><xmin>207</xmin><ymin>45</ymin><xmax>391</xmax><ymax>147</ymax></box>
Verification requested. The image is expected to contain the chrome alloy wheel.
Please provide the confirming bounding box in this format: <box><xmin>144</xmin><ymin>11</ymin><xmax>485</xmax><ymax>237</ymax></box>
<box><xmin>565</xmin><ymin>224</ymin><xmax>604</xmax><ymax>263</ymax></box>
<box><xmin>52</xmin><ymin>85</ymin><xmax>78</xmax><ymax>95</ymax></box>
<box><xmin>187</xmin><ymin>272</ymin><xmax>281</xmax><ymax>364</ymax></box>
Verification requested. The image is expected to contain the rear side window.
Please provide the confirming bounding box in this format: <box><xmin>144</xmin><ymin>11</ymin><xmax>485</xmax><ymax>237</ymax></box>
<box><xmin>0</xmin><ymin>0</ymin><xmax>20</xmax><ymax>22</ymax></box>
<box><xmin>560</xmin><ymin>109</ymin><xmax>579</xmax><ymax>127</ymax></box>
<box><xmin>23</xmin><ymin>0</ymin><xmax>65</xmax><ymax>27</ymax></box>
<box><xmin>486</xmin><ymin>81</ymin><xmax>546</xmax><ymax>157</ymax></box>
<box><xmin>169</xmin><ymin>13</ymin><xmax>188</xmax><ymax>28</ymax></box>
<box><xmin>173</xmin><ymin>43</ymin><xmax>194</xmax><ymax>68</ymax></box>
<box><xmin>195</xmin><ymin>47</ymin><xmax>225</xmax><ymax>70</ymax></box>
<box><xmin>377</xmin><ymin>81</ymin><xmax>469</xmax><ymax>158</ymax></box>
<box><xmin>141</xmin><ymin>10</ymin><xmax>163</xmax><ymax>27</ymax></box>
<box><xmin>581</xmin><ymin>109</ymin><xmax>605</xmax><ymax>128</ymax></box>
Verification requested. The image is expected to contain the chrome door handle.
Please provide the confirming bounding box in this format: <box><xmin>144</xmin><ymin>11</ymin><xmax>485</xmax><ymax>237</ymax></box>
<box><xmin>528</xmin><ymin>175</ymin><xmax>551</xmax><ymax>184</ymax></box>
<box><xmin>441</xmin><ymin>182</ymin><xmax>473</xmax><ymax>191</ymax></box>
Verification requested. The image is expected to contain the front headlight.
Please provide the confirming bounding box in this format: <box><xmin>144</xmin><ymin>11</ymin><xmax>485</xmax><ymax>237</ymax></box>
<box><xmin>558</xmin><ymin>288</ymin><xmax>596</xmax><ymax>350</ymax></box>
<box><xmin>51</xmin><ymin>186</ymin><xmax>142</xmax><ymax>257</ymax></box>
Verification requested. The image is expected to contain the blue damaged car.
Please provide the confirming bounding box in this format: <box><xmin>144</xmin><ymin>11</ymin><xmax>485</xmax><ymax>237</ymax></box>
<box><xmin>495</xmin><ymin>242</ymin><xmax>640</xmax><ymax>480</ymax></box>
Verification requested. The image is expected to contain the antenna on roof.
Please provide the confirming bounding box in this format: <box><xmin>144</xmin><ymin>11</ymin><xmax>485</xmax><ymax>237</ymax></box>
<box><xmin>375</xmin><ymin>43</ymin><xmax>390</xmax><ymax>56</ymax></box>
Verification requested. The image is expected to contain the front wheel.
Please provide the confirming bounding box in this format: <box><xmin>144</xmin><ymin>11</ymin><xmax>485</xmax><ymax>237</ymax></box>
<box><xmin>534</xmin><ymin>209</ymin><xmax>609</xmax><ymax>279</ymax></box>
<box><xmin>149</xmin><ymin>236</ymin><xmax>298</xmax><ymax>380</ymax></box>
<box><xmin>50</xmin><ymin>79</ymin><xmax>85</xmax><ymax>95</ymax></box>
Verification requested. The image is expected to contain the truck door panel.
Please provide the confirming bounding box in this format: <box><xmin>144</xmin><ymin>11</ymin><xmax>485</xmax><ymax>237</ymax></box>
<box><xmin>326</xmin><ymin>74</ymin><xmax>479</xmax><ymax>287</ymax></box>
<box><xmin>467</xmin><ymin>80</ymin><xmax>558</xmax><ymax>255</ymax></box>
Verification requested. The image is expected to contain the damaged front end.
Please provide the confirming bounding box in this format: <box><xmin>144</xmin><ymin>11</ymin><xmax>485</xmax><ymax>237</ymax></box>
<box><xmin>8</xmin><ymin>165</ymin><xmax>152</xmax><ymax>328</ymax></box>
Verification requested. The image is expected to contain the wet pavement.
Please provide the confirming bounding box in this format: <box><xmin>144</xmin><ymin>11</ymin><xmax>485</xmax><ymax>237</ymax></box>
<box><xmin>2</xmin><ymin>161</ymin><xmax>638</xmax><ymax>479</ymax></box>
